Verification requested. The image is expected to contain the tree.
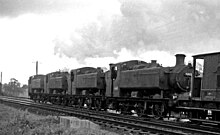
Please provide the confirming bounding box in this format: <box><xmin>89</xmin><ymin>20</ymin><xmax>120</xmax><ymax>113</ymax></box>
<box><xmin>2</xmin><ymin>78</ymin><xmax>27</xmax><ymax>97</ymax></box>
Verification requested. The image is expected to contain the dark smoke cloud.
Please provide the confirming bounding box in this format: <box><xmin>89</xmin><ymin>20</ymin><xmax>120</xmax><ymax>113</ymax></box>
<box><xmin>0</xmin><ymin>0</ymin><xmax>87</xmax><ymax>17</ymax></box>
<box><xmin>53</xmin><ymin>0</ymin><xmax>220</xmax><ymax>61</ymax></box>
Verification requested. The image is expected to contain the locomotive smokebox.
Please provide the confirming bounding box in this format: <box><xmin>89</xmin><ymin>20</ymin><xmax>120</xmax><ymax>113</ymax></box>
<box><xmin>175</xmin><ymin>54</ymin><xmax>186</xmax><ymax>66</ymax></box>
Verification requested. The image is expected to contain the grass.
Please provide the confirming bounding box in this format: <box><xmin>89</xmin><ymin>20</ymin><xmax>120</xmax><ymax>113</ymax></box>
<box><xmin>0</xmin><ymin>103</ymin><xmax>118</xmax><ymax>135</ymax></box>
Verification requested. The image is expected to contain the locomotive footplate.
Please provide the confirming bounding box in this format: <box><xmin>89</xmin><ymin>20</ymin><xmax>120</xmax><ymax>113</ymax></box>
<box><xmin>190</xmin><ymin>118</ymin><xmax>220</xmax><ymax>125</ymax></box>
<box><xmin>176</xmin><ymin>106</ymin><xmax>220</xmax><ymax>123</ymax></box>
<box><xmin>176</xmin><ymin>106</ymin><xmax>220</xmax><ymax>112</ymax></box>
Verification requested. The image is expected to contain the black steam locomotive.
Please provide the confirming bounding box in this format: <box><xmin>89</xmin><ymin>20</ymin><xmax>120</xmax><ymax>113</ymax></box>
<box><xmin>28</xmin><ymin>52</ymin><xmax>220</xmax><ymax>123</ymax></box>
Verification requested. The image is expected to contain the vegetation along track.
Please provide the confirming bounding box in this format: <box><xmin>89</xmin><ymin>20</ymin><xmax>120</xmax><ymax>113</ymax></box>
<box><xmin>0</xmin><ymin>96</ymin><xmax>220</xmax><ymax>135</ymax></box>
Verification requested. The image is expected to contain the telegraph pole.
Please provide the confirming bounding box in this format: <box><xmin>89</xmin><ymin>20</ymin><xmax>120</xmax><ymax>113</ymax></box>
<box><xmin>33</xmin><ymin>61</ymin><xmax>41</xmax><ymax>75</ymax></box>
<box><xmin>0</xmin><ymin>72</ymin><xmax>2</xmax><ymax>94</ymax></box>
<box><xmin>36</xmin><ymin>61</ymin><xmax>38</xmax><ymax>75</ymax></box>
<box><xmin>0</xmin><ymin>72</ymin><xmax>2</xmax><ymax>84</ymax></box>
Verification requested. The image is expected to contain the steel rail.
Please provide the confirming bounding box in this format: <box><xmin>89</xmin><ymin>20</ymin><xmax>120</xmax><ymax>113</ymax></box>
<box><xmin>1</xmin><ymin>96</ymin><xmax>219</xmax><ymax>135</ymax></box>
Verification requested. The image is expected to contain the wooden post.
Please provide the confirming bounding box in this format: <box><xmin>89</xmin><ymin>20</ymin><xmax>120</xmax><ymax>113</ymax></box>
<box><xmin>36</xmin><ymin>61</ymin><xmax>38</xmax><ymax>75</ymax></box>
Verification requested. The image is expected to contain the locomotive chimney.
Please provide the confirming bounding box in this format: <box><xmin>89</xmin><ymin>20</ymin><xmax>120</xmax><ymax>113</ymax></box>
<box><xmin>151</xmin><ymin>60</ymin><xmax>157</xmax><ymax>64</ymax></box>
<box><xmin>175</xmin><ymin>54</ymin><xmax>185</xmax><ymax>66</ymax></box>
<box><xmin>97</xmin><ymin>67</ymin><xmax>102</xmax><ymax>72</ymax></box>
<box><xmin>151</xmin><ymin>60</ymin><xmax>157</xmax><ymax>67</ymax></box>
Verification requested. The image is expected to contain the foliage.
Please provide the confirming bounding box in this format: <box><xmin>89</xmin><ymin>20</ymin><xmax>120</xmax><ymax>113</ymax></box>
<box><xmin>2</xmin><ymin>78</ymin><xmax>27</xmax><ymax>97</ymax></box>
<box><xmin>0</xmin><ymin>104</ymin><xmax>118</xmax><ymax>135</ymax></box>
<box><xmin>0</xmin><ymin>104</ymin><xmax>66</xmax><ymax>135</ymax></box>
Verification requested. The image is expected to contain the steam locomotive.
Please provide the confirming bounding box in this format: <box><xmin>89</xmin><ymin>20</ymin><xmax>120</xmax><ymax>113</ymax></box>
<box><xmin>28</xmin><ymin>52</ymin><xmax>220</xmax><ymax>123</ymax></box>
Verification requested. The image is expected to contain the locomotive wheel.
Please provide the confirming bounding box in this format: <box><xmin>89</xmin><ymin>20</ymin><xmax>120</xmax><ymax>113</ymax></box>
<box><xmin>152</xmin><ymin>104</ymin><xmax>164</xmax><ymax>119</ymax></box>
<box><xmin>94</xmin><ymin>99</ymin><xmax>101</xmax><ymax>110</ymax></box>
<box><xmin>85</xmin><ymin>98</ymin><xmax>92</xmax><ymax>109</ymax></box>
<box><xmin>78</xmin><ymin>99</ymin><xmax>84</xmax><ymax>108</ymax></box>
<box><xmin>134</xmin><ymin>104</ymin><xmax>145</xmax><ymax>117</ymax></box>
<box><xmin>136</xmin><ymin>107</ymin><xmax>145</xmax><ymax>117</ymax></box>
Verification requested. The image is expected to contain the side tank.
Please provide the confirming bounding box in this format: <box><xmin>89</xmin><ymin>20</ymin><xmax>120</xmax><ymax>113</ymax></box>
<box><xmin>106</xmin><ymin>60</ymin><xmax>165</xmax><ymax>97</ymax></box>
<box><xmin>70</xmin><ymin>67</ymin><xmax>105</xmax><ymax>95</ymax></box>
<box><xmin>118</xmin><ymin>60</ymin><xmax>165</xmax><ymax>89</ymax></box>
<box><xmin>45</xmin><ymin>71</ymin><xmax>69</xmax><ymax>94</ymax></box>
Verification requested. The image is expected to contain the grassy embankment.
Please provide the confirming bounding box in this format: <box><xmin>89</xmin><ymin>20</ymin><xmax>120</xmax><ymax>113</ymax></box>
<box><xmin>0</xmin><ymin>103</ymin><xmax>118</xmax><ymax>135</ymax></box>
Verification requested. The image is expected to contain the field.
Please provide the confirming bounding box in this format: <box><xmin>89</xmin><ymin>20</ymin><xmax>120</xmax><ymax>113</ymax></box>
<box><xmin>0</xmin><ymin>103</ymin><xmax>118</xmax><ymax>135</ymax></box>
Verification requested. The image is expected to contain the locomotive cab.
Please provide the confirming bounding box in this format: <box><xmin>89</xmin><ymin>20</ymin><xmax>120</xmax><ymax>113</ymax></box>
<box><xmin>28</xmin><ymin>74</ymin><xmax>45</xmax><ymax>100</ymax></box>
<box><xmin>191</xmin><ymin>52</ymin><xmax>220</xmax><ymax>101</ymax></box>
<box><xmin>178</xmin><ymin>52</ymin><xmax>220</xmax><ymax>123</ymax></box>
<box><xmin>29</xmin><ymin>75</ymin><xmax>45</xmax><ymax>93</ymax></box>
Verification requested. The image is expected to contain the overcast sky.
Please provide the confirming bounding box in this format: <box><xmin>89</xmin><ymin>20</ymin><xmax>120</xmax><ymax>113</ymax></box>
<box><xmin>0</xmin><ymin>0</ymin><xmax>220</xmax><ymax>85</ymax></box>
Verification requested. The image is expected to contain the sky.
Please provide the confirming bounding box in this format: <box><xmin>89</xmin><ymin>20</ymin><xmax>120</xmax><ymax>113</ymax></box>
<box><xmin>0</xmin><ymin>0</ymin><xmax>220</xmax><ymax>85</ymax></box>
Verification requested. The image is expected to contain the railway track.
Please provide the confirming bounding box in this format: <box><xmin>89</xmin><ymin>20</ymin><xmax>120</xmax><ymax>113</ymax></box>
<box><xmin>0</xmin><ymin>96</ymin><xmax>220</xmax><ymax>135</ymax></box>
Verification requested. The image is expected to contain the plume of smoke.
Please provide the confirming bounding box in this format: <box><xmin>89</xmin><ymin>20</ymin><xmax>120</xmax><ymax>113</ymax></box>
<box><xmin>53</xmin><ymin>0</ymin><xmax>220</xmax><ymax>61</ymax></box>
<box><xmin>157</xmin><ymin>0</ymin><xmax>220</xmax><ymax>53</ymax></box>
<box><xmin>0</xmin><ymin>0</ymin><xmax>87</xmax><ymax>17</ymax></box>
<box><xmin>54</xmin><ymin>21</ymin><xmax>117</xmax><ymax>62</ymax></box>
